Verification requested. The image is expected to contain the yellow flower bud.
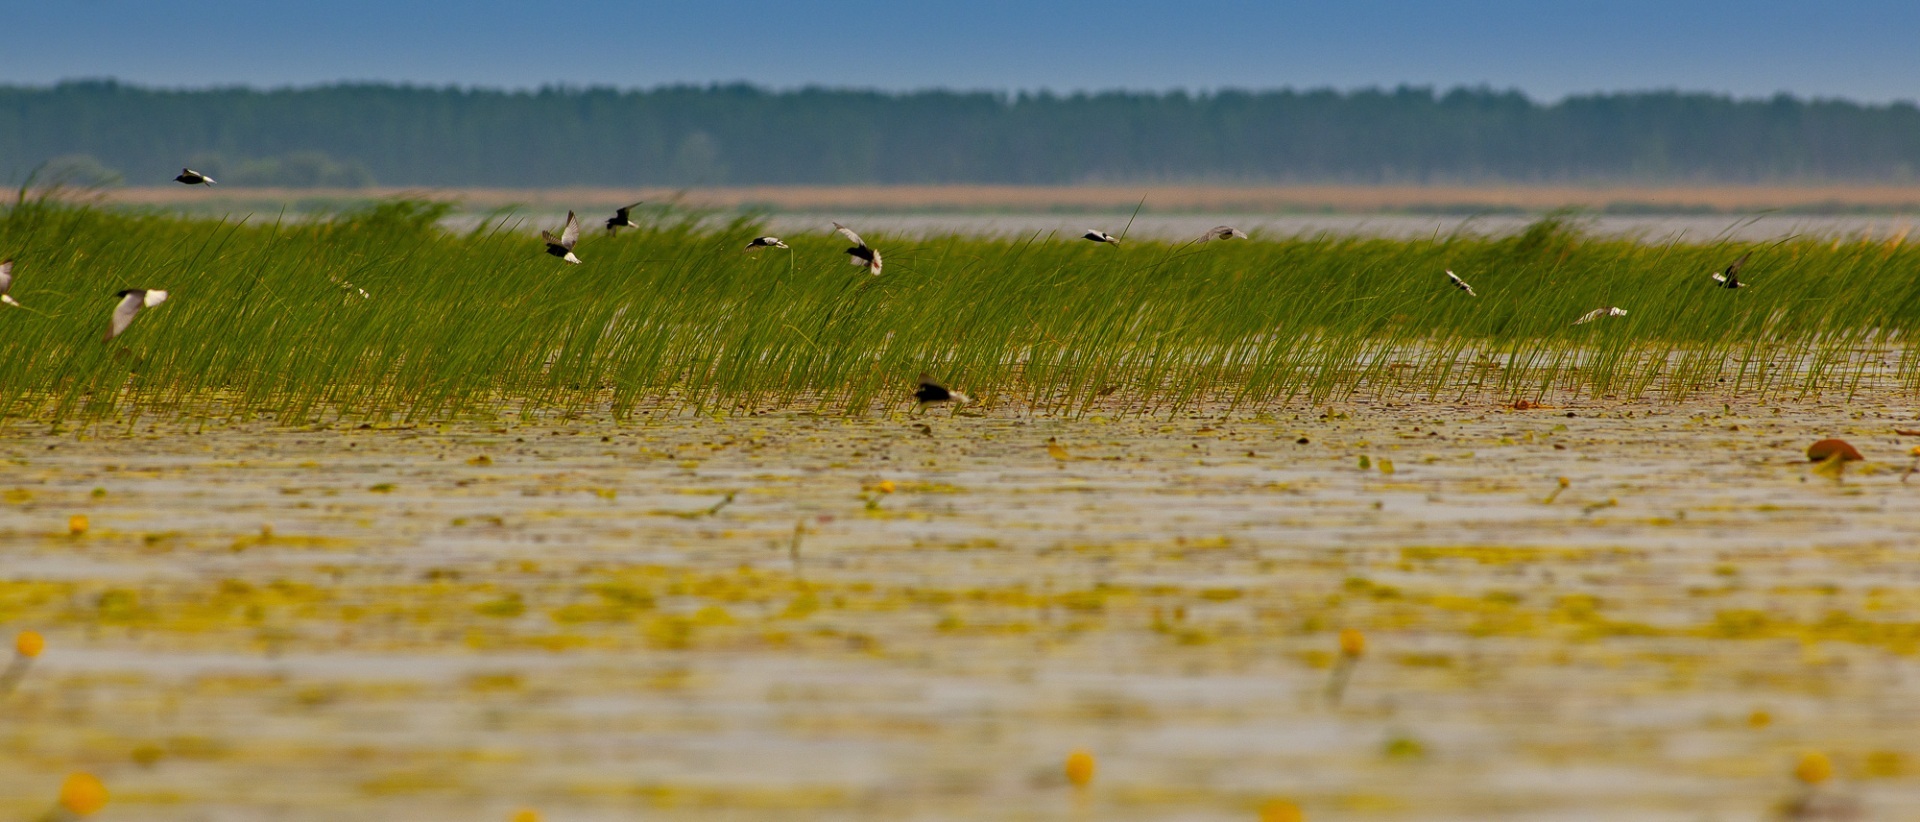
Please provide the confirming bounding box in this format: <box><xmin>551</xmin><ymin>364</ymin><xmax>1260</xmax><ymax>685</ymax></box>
<box><xmin>510</xmin><ymin>809</ymin><xmax>542</xmax><ymax>822</ymax></box>
<box><xmin>1260</xmin><ymin>798</ymin><xmax>1305</xmax><ymax>822</ymax></box>
<box><xmin>58</xmin><ymin>772</ymin><xmax>109</xmax><ymax>816</ymax></box>
<box><xmin>1339</xmin><ymin>628</ymin><xmax>1366</xmax><ymax>658</ymax></box>
<box><xmin>1064</xmin><ymin>749</ymin><xmax>1096</xmax><ymax>787</ymax></box>
<box><xmin>15</xmin><ymin>630</ymin><xmax>44</xmax><ymax>658</ymax></box>
<box><xmin>68</xmin><ymin>515</ymin><xmax>89</xmax><ymax>536</ymax></box>
<box><xmin>1795</xmin><ymin>751</ymin><xmax>1833</xmax><ymax>786</ymax></box>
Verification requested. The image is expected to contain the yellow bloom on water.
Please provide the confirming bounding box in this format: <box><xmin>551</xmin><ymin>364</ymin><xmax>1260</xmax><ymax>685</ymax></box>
<box><xmin>58</xmin><ymin>772</ymin><xmax>109</xmax><ymax>816</ymax></box>
<box><xmin>1795</xmin><ymin>751</ymin><xmax>1834</xmax><ymax>786</ymax></box>
<box><xmin>1339</xmin><ymin>628</ymin><xmax>1367</xmax><ymax>658</ymax></box>
<box><xmin>1260</xmin><ymin>798</ymin><xmax>1305</xmax><ymax>822</ymax></box>
<box><xmin>872</xmin><ymin>480</ymin><xmax>895</xmax><ymax>494</ymax></box>
<box><xmin>1747</xmin><ymin>709</ymin><xmax>1771</xmax><ymax>729</ymax></box>
<box><xmin>510</xmin><ymin>809</ymin><xmax>542</xmax><ymax>822</ymax></box>
<box><xmin>1064</xmin><ymin>749</ymin><xmax>1096</xmax><ymax>787</ymax></box>
<box><xmin>1047</xmin><ymin>438</ymin><xmax>1070</xmax><ymax>462</ymax></box>
<box><xmin>68</xmin><ymin>515</ymin><xmax>89</xmax><ymax>536</ymax></box>
<box><xmin>15</xmin><ymin>630</ymin><xmax>44</xmax><ymax>658</ymax></box>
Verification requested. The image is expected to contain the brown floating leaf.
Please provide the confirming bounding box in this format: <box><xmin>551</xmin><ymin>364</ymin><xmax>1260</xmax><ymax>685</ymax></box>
<box><xmin>1806</xmin><ymin>439</ymin><xmax>1863</xmax><ymax>462</ymax></box>
<box><xmin>1896</xmin><ymin>429</ymin><xmax>1920</xmax><ymax>436</ymax></box>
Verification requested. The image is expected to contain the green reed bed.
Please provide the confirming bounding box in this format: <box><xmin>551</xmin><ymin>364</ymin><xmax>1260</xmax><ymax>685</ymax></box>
<box><xmin>1</xmin><ymin>193</ymin><xmax>1917</xmax><ymax>425</ymax></box>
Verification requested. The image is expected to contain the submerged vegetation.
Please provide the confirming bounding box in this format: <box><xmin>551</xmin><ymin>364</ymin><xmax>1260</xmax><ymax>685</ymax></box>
<box><xmin>2</xmin><ymin>194</ymin><xmax>1918</xmax><ymax>424</ymax></box>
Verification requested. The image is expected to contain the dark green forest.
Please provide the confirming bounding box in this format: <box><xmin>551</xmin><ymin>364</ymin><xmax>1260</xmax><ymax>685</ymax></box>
<box><xmin>5</xmin><ymin>80</ymin><xmax>1920</xmax><ymax>187</ymax></box>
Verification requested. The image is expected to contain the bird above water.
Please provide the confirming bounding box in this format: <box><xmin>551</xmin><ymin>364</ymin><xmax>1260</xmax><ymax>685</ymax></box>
<box><xmin>105</xmin><ymin>289</ymin><xmax>169</xmax><ymax>341</ymax></box>
<box><xmin>1200</xmin><ymin>226</ymin><xmax>1248</xmax><ymax>242</ymax></box>
<box><xmin>174</xmin><ymin>168</ymin><xmax>215</xmax><ymax>186</ymax></box>
<box><xmin>543</xmin><ymin>211</ymin><xmax>582</xmax><ymax>264</ymax></box>
<box><xmin>1082</xmin><ymin>230</ymin><xmax>1120</xmax><ymax>245</ymax></box>
<box><xmin>914</xmin><ymin>373</ymin><xmax>970</xmax><ymax>410</ymax></box>
<box><xmin>745</xmin><ymin>236</ymin><xmax>789</xmax><ymax>250</ymax></box>
<box><xmin>1445</xmin><ymin>270</ymin><xmax>1477</xmax><ymax>296</ymax></box>
<box><xmin>604</xmin><ymin>202</ymin><xmax>643</xmax><ymax>235</ymax></box>
<box><xmin>1711</xmin><ymin>252</ymin><xmax>1751</xmax><ymax>288</ymax></box>
<box><xmin>833</xmin><ymin>223</ymin><xmax>881</xmax><ymax>275</ymax></box>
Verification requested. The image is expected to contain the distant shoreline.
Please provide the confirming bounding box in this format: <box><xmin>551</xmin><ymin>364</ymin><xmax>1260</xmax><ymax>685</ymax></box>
<box><xmin>86</xmin><ymin>184</ymin><xmax>1920</xmax><ymax>215</ymax></box>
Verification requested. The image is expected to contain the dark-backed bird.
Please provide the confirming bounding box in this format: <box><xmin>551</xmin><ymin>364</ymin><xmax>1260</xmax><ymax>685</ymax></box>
<box><xmin>174</xmin><ymin>168</ymin><xmax>215</xmax><ymax>186</ymax></box>
<box><xmin>915</xmin><ymin>373</ymin><xmax>971</xmax><ymax>410</ymax></box>
<box><xmin>1445</xmin><ymin>270</ymin><xmax>1477</xmax><ymax>296</ymax></box>
<box><xmin>745</xmin><ymin>236</ymin><xmax>789</xmax><ymax>250</ymax></box>
<box><xmin>1711</xmin><ymin>252</ymin><xmax>1751</xmax><ymax>289</ymax></box>
<box><xmin>1200</xmin><ymin>225</ymin><xmax>1248</xmax><ymax>242</ymax></box>
<box><xmin>1082</xmin><ymin>230</ymin><xmax>1120</xmax><ymax>245</ymax></box>
<box><xmin>0</xmin><ymin>259</ymin><xmax>18</xmax><ymax>307</ymax></box>
<box><xmin>1573</xmin><ymin>306</ymin><xmax>1628</xmax><ymax>325</ymax></box>
<box><xmin>105</xmin><ymin>289</ymin><xmax>169</xmax><ymax>341</ymax></box>
<box><xmin>604</xmin><ymin>202</ymin><xmax>643</xmax><ymax>235</ymax></box>
<box><xmin>833</xmin><ymin>223</ymin><xmax>881</xmax><ymax>275</ymax></box>
<box><xmin>543</xmin><ymin>211</ymin><xmax>582</xmax><ymax>264</ymax></box>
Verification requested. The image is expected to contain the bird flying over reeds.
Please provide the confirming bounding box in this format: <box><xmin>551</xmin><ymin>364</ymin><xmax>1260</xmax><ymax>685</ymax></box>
<box><xmin>543</xmin><ymin>211</ymin><xmax>582</xmax><ymax>264</ymax></box>
<box><xmin>1445</xmin><ymin>270</ymin><xmax>1477</xmax><ymax>296</ymax></box>
<box><xmin>105</xmin><ymin>289</ymin><xmax>168</xmax><ymax>341</ymax></box>
<box><xmin>834</xmin><ymin>223</ymin><xmax>881</xmax><ymax>275</ymax></box>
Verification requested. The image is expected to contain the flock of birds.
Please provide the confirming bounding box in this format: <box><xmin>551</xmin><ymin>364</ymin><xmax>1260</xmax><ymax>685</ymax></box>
<box><xmin>0</xmin><ymin>169</ymin><xmax>1758</xmax><ymax>375</ymax></box>
<box><xmin>1447</xmin><ymin>251</ymin><xmax>1750</xmax><ymax>325</ymax></box>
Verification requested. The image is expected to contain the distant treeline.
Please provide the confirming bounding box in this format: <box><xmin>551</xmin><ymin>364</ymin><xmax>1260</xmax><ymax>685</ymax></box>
<box><xmin>5</xmin><ymin>80</ymin><xmax>1920</xmax><ymax>187</ymax></box>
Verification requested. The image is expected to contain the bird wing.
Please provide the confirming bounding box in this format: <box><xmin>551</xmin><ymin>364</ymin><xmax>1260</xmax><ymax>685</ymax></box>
<box><xmin>541</xmin><ymin>230</ymin><xmax>560</xmax><ymax>246</ymax></box>
<box><xmin>618</xmin><ymin>202</ymin><xmax>642</xmax><ymax>218</ymax></box>
<box><xmin>108</xmin><ymin>292</ymin><xmax>143</xmax><ymax>339</ymax></box>
<box><xmin>833</xmin><ymin>223</ymin><xmax>866</xmax><ymax>248</ymax></box>
<box><xmin>0</xmin><ymin>259</ymin><xmax>11</xmax><ymax>294</ymax></box>
<box><xmin>560</xmin><ymin>211</ymin><xmax>579</xmax><ymax>249</ymax></box>
<box><xmin>1725</xmin><ymin>252</ymin><xmax>1751</xmax><ymax>279</ymax></box>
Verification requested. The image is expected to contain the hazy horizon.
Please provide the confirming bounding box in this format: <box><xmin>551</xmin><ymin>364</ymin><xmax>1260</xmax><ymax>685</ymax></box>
<box><xmin>5</xmin><ymin>1</ymin><xmax>1920</xmax><ymax>104</ymax></box>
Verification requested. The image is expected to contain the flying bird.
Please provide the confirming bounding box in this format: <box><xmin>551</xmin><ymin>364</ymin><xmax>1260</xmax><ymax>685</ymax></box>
<box><xmin>914</xmin><ymin>373</ymin><xmax>970</xmax><ymax>410</ymax></box>
<box><xmin>1445</xmin><ymin>270</ymin><xmax>1477</xmax><ymax>296</ymax></box>
<box><xmin>1082</xmin><ymin>230</ymin><xmax>1121</xmax><ymax>245</ymax></box>
<box><xmin>1200</xmin><ymin>225</ymin><xmax>1249</xmax><ymax>242</ymax></box>
<box><xmin>1573</xmin><ymin>306</ymin><xmax>1628</xmax><ymax>325</ymax></box>
<box><xmin>174</xmin><ymin>168</ymin><xmax>215</xmax><ymax>186</ymax></box>
<box><xmin>0</xmin><ymin>259</ymin><xmax>18</xmax><ymax>307</ymax></box>
<box><xmin>604</xmin><ymin>202</ymin><xmax>643</xmax><ymax>235</ymax></box>
<box><xmin>745</xmin><ymin>236</ymin><xmax>789</xmax><ymax>250</ymax></box>
<box><xmin>1711</xmin><ymin>252</ymin><xmax>1751</xmax><ymax>288</ymax></box>
<box><xmin>543</xmin><ymin>211</ymin><xmax>582</xmax><ymax>264</ymax></box>
<box><xmin>105</xmin><ymin>289</ymin><xmax>169</xmax><ymax>341</ymax></box>
<box><xmin>833</xmin><ymin>223</ymin><xmax>881</xmax><ymax>275</ymax></box>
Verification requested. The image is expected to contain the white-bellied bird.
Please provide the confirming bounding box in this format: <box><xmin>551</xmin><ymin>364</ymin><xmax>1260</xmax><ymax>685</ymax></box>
<box><xmin>745</xmin><ymin>236</ymin><xmax>788</xmax><ymax>250</ymax></box>
<box><xmin>543</xmin><ymin>211</ymin><xmax>582</xmax><ymax>264</ymax></box>
<box><xmin>106</xmin><ymin>289</ymin><xmax>169</xmax><ymax>341</ymax></box>
<box><xmin>1573</xmin><ymin>306</ymin><xmax>1628</xmax><ymax>325</ymax></box>
<box><xmin>1200</xmin><ymin>225</ymin><xmax>1249</xmax><ymax>242</ymax></box>
<box><xmin>915</xmin><ymin>373</ymin><xmax>970</xmax><ymax>410</ymax></box>
<box><xmin>1083</xmin><ymin>230</ymin><xmax>1120</xmax><ymax>245</ymax></box>
<box><xmin>1445</xmin><ymin>270</ymin><xmax>1477</xmax><ymax>296</ymax></box>
<box><xmin>1712</xmin><ymin>252</ymin><xmax>1751</xmax><ymax>288</ymax></box>
<box><xmin>174</xmin><ymin>168</ymin><xmax>215</xmax><ymax>186</ymax></box>
<box><xmin>0</xmin><ymin>259</ymin><xmax>18</xmax><ymax>307</ymax></box>
<box><xmin>604</xmin><ymin>202</ymin><xmax>643</xmax><ymax>235</ymax></box>
<box><xmin>833</xmin><ymin>223</ymin><xmax>881</xmax><ymax>275</ymax></box>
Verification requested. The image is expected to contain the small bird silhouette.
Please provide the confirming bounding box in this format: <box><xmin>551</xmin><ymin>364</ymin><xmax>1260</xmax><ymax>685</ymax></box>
<box><xmin>1082</xmin><ymin>230</ymin><xmax>1121</xmax><ymax>245</ymax></box>
<box><xmin>0</xmin><ymin>259</ymin><xmax>19</xmax><ymax>307</ymax></box>
<box><xmin>1573</xmin><ymin>306</ymin><xmax>1628</xmax><ymax>325</ymax></box>
<box><xmin>106</xmin><ymin>289</ymin><xmax>169</xmax><ymax>341</ymax></box>
<box><xmin>1199</xmin><ymin>225</ymin><xmax>1248</xmax><ymax>242</ymax></box>
<box><xmin>543</xmin><ymin>211</ymin><xmax>582</xmax><ymax>264</ymax></box>
<box><xmin>914</xmin><ymin>373</ymin><xmax>970</xmax><ymax>411</ymax></box>
<box><xmin>174</xmin><ymin>168</ymin><xmax>215</xmax><ymax>186</ymax></box>
<box><xmin>834</xmin><ymin>223</ymin><xmax>881</xmax><ymax>275</ymax></box>
<box><xmin>745</xmin><ymin>236</ymin><xmax>788</xmax><ymax>250</ymax></box>
<box><xmin>604</xmin><ymin>202</ymin><xmax>643</xmax><ymax>235</ymax></box>
<box><xmin>1711</xmin><ymin>252</ymin><xmax>1751</xmax><ymax>288</ymax></box>
<box><xmin>1445</xmin><ymin>270</ymin><xmax>1477</xmax><ymax>296</ymax></box>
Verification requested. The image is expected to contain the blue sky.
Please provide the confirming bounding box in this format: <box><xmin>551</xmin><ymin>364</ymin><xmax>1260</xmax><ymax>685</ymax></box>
<box><xmin>4</xmin><ymin>0</ymin><xmax>1917</xmax><ymax>102</ymax></box>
